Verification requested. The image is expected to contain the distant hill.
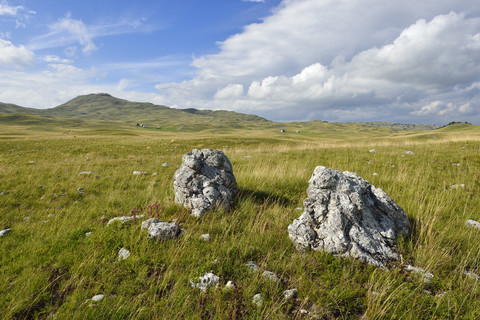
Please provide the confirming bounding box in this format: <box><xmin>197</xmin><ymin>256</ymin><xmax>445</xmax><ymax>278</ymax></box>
<box><xmin>43</xmin><ymin>93</ymin><xmax>268</xmax><ymax>124</ymax></box>
<box><xmin>0</xmin><ymin>93</ymin><xmax>455</xmax><ymax>133</ymax></box>
<box><xmin>0</xmin><ymin>93</ymin><xmax>270</xmax><ymax>131</ymax></box>
<box><xmin>0</xmin><ymin>102</ymin><xmax>41</xmax><ymax>115</ymax></box>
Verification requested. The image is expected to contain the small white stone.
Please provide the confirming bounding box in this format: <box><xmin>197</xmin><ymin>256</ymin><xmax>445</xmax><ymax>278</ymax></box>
<box><xmin>0</xmin><ymin>228</ymin><xmax>11</xmax><ymax>236</ymax></box>
<box><xmin>200</xmin><ymin>234</ymin><xmax>211</xmax><ymax>241</ymax></box>
<box><xmin>245</xmin><ymin>261</ymin><xmax>259</xmax><ymax>272</ymax></box>
<box><xmin>107</xmin><ymin>215</ymin><xmax>145</xmax><ymax>226</ymax></box>
<box><xmin>283</xmin><ymin>288</ymin><xmax>297</xmax><ymax>301</ymax></box>
<box><xmin>405</xmin><ymin>151</ymin><xmax>415</xmax><ymax>155</ymax></box>
<box><xmin>118</xmin><ymin>248</ymin><xmax>131</xmax><ymax>260</ymax></box>
<box><xmin>262</xmin><ymin>271</ymin><xmax>280</xmax><ymax>283</ymax></box>
<box><xmin>85</xmin><ymin>231</ymin><xmax>92</xmax><ymax>237</ymax></box>
<box><xmin>91</xmin><ymin>294</ymin><xmax>104</xmax><ymax>301</ymax></box>
<box><xmin>372</xmin><ymin>173</ymin><xmax>378</xmax><ymax>176</ymax></box>
<box><xmin>369</xmin><ymin>149</ymin><xmax>377</xmax><ymax>153</ymax></box>
<box><xmin>79</xmin><ymin>171</ymin><xmax>94</xmax><ymax>175</ymax></box>
<box><xmin>252</xmin><ymin>293</ymin><xmax>263</xmax><ymax>307</ymax></box>
<box><xmin>152</xmin><ymin>172</ymin><xmax>158</xmax><ymax>176</ymax></box>
<box><xmin>224</xmin><ymin>281</ymin><xmax>235</xmax><ymax>290</ymax></box>
<box><xmin>466</xmin><ymin>219</ymin><xmax>480</xmax><ymax>230</ymax></box>
<box><xmin>132</xmin><ymin>171</ymin><xmax>148</xmax><ymax>175</ymax></box>
<box><xmin>191</xmin><ymin>272</ymin><xmax>220</xmax><ymax>292</ymax></box>
<box><xmin>162</xmin><ymin>163</ymin><xmax>169</xmax><ymax>167</ymax></box>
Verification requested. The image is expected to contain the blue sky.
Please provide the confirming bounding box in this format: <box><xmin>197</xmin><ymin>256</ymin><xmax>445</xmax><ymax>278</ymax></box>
<box><xmin>1</xmin><ymin>0</ymin><xmax>480</xmax><ymax>124</ymax></box>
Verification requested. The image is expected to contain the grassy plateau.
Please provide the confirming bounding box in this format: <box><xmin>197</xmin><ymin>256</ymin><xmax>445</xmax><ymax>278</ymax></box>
<box><xmin>1</xmin><ymin>112</ymin><xmax>480</xmax><ymax>319</ymax></box>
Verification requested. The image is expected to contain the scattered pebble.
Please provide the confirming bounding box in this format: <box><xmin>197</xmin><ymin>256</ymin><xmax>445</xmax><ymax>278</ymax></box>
<box><xmin>224</xmin><ymin>281</ymin><xmax>235</xmax><ymax>290</ymax></box>
<box><xmin>190</xmin><ymin>273</ymin><xmax>220</xmax><ymax>292</ymax></box>
<box><xmin>91</xmin><ymin>294</ymin><xmax>104</xmax><ymax>302</ymax></box>
<box><xmin>107</xmin><ymin>215</ymin><xmax>145</xmax><ymax>226</ymax></box>
<box><xmin>0</xmin><ymin>228</ymin><xmax>11</xmax><ymax>236</ymax></box>
<box><xmin>404</xmin><ymin>265</ymin><xmax>434</xmax><ymax>283</ymax></box>
<box><xmin>405</xmin><ymin>151</ymin><xmax>415</xmax><ymax>155</ymax></box>
<box><xmin>152</xmin><ymin>172</ymin><xmax>158</xmax><ymax>176</ymax></box>
<box><xmin>85</xmin><ymin>231</ymin><xmax>92</xmax><ymax>237</ymax></box>
<box><xmin>369</xmin><ymin>149</ymin><xmax>377</xmax><ymax>153</ymax></box>
<box><xmin>162</xmin><ymin>163</ymin><xmax>169</xmax><ymax>167</ymax></box>
<box><xmin>79</xmin><ymin>171</ymin><xmax>94</xmax><ymax>176</ymax></box>
<box><xmin>436</xmin><ymin>292</ymin><xmax>448</xmax><ymax>298</ymax></box>
<box><xmin>283</xmin><ymin>288</ymin><xmax>297</xmax><ymax>301</ymax></box>
<box><xmin>132</xmin><ymin>171</ymin><xmax>148</xmax><ymax>175</ymax></box>
<box><xmin>372</xmin><ymin>173</ymin><xmax>378</xmax><ymax>176</ymax></box>
<box><xmin>252</xmin><ymin>293</ymin><xmax>263</xmax><ymax>307</ymax></box>
<box><xmin>466</xmin><ymin>219</ymin><xmax>480</xmax><ymax>230</ymax></box>
<box><xmin>77</xmin><ymin>187</ymin><xmax>85</xmax><ymax>192</ymax></box>
<box><xmin>245</xmin><ymin>261</ymin><xmax>260</xmax><ymax>272</ymax></box>
<box><xmin>463</xmin><ymin>270</ymin><xmax>480</xmax><ymax>282</ymax></box>
<box><xmin>200</xmin><ymin>234</ymin><xmax>211</xmax><ymax>241</ymax></box>
<box><xmin>118</xmin><ymin>248</ymin><xmax>131</xmax><ymax>261</ymax></box>
<box><xmin>262</xmin><ymin>270</ymin><xmax>281</xmax><ymax>283</ymax></box>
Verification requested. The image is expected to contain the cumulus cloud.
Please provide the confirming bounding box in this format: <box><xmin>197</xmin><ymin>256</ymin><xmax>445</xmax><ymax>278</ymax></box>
<box><xmin>154</xmin><ymin>0</ymin><xmax>480</xmax><ymax>124</ymax></box>
<box><xmin>0</xmin><ymin>39</ymin><xmax>34</xmax><ymax>68</ymax></box>
<box><xmin>214</xmin><ymin>84</ymin><xmax>244</xmax><ymax>99</ymax></box>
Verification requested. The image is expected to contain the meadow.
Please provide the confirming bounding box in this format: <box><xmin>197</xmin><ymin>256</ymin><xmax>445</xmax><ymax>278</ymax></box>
<box><xmin>1</xmin><ymin>122</ymin><xmax>480</xmax><ymax>319</ymax></box>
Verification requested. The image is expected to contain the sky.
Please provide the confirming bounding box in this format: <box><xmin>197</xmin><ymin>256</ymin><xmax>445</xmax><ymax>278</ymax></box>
<box><xmin>0</xmin><ymin>0</ymin><xmax>479</xmax><ymax>124</ymax></box>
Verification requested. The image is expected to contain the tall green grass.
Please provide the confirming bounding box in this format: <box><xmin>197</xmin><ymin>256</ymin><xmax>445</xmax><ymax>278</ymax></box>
<box><xmin>1</xmin><ymin>125</ymin><xmax>480</xmax><ymax>319</ymax></box>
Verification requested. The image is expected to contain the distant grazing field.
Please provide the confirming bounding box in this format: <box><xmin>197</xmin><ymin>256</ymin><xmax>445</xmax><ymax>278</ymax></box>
<box><xmin>1</xmin><ymin>121</ymin><xmax>480</xmax><ymax>319</ymax></box>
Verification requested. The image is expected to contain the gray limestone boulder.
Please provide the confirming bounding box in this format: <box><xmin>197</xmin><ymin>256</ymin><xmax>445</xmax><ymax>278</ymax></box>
<box><xmin>173</xmin><ymin>149</ymin><xmax>238</xmax><ymax>217</ymax></box>
<box><xmin>141</xmin><ymin>218</ymin><xmax>182</xmax><ymax>240</ymax></box>
<box><xmin>288</xmin><ymin>166</ymin><xmax>410</xmax><ymax>267</ymax></box>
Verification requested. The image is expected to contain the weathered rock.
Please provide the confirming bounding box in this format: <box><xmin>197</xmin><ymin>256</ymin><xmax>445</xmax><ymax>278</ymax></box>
<box><xmin>190</xmin><ymin>272</ymin><xmax>220</xmax><ymax>292</ymax></box>
<box><xmin>200</xmin><ymin>233</ymin><xmax>211</xmax><ymax>241</ymax></box>
<box><xmin>141</xmin><ymin>218</ymin><xmax>182</xmax><ymax>240</ymax></box>
<box><xmin>252</xmin><ymin>293</ymin><xmax>263</xmax><ymax>307</ymax></box>
<box><xmin>283</xmin><ymin>288</ymin><xmax>297</xmax><ymax>301</ymax></box>
<box><xmin>288</xmin><ymin>166</ymin><xmax>410</xmax><ymax>267</ymax></box>
<box><xmin>118</xmin><ymin>248</ymin><xmax>131</xmax><ymax>260</ymax></box>
<box><xmin>107</xmin><ymin>215</ymin><xmax>144</xmax><ymax>226</ymax></box>
<box><xmin>91</xmin><ymin>294</ymin><xmax>104</xmax><ymax>301</ymax></box>
<box><xmin>224</xmin><ymin>280</ymin><xmax>235</xmax><ymax>290</ymax></box>
<box><xmin>404</xmin><ymin>265</ymin><xmax>434</xmax><ymax>283</ymax></box>
<box><xmin>245</xmin><ymin>261</ymin><xmax>260</xmax><ymax>272</ymax></box>
<box><xmin>262</xmin><ymin>271</ymin><xmax>280</xmax><ymax>283</ymax></box>
<box><xmin>173</xmin><ymin>149</ymin><xmax>238</xmax><ymax>217</ymax></box>
<box><xmin>132</xmin><ymin>171</ymin><xmax>148</xmax><ymax>175</ymax></box>
<box><xmin>466</xmin><ymin>219</ymin><xmax>480</xmax><ymax>230</ymax></box>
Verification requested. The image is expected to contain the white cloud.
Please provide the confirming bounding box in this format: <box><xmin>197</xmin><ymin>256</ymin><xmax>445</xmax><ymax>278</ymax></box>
<box><xmin>243</xmin><ymin>0</ymin><xmax>265</xmax><ymax>2</ymax></box>
<box><xmin>214</xmin><ymin>84</ymin><xmax>244</xmax><ymax>99</ymax></box>
<box><xmin>51</xmin><ymin>14</ymin><xmax>97</xmax><ymax>53</ymax></box>
<box><xmin>0</xmin><ymin>1</ymin><xmax>23</xmax><ymax>16</ymax></box>
<box><xmin>154</xmin><ymin>1</ymin><xmax>480</xmax><ymax>124</ymax></box>
<box><xmin>0</xmin><ymin>39</ymin><xmax>34</xmax><ymax>68</ymax></box>
<box><xmin>43</xmin><ymin>55</ymin><xmax>73</xmax><ymax>64</ymax></box>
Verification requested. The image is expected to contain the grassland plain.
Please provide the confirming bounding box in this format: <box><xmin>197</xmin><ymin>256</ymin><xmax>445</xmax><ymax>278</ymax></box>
<box><xmin>1</xmin><ymin>122</ymin><xmax>480</xmax><ymax>319</ymax></box>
